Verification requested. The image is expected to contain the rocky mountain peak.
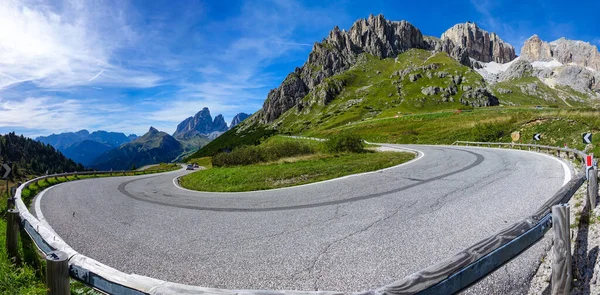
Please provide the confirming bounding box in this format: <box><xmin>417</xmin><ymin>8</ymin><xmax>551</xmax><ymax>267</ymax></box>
<box><xmin>212</xmin><ymin>114</ymin><xmax>228</xmax><ymax>132</ymax></box>
<box><xmin>521</xmin><ymin>35</ymin><xmax>600</xmax><ymax>71</ymax></box>
<box><xmin>148</xmin><ymin>126</ymin><xmax>159</xmax><ymax>134</ymax></box>
<box><xmin>230</xmin><ymin>113</ymin><xmax>250</xmax><ymax>128</ymax></box>
<box><xmin>173</xmin><ymin>108</ymin><xmax>230</xmax><ymax>139</ymax></box>
<box><xmin>440</xmin><ymin>22</ymin><xmax>516</xmax><ymax>64</ymax></box>
<box><xmin>520</xmin><ymin>34</ymin><xmax>553</xmax><ymax>61</ymax></box>
<box><xmin>261</xmin><ymin>14</ymin><xmax>425</xmax><ymax>123</ymax></box>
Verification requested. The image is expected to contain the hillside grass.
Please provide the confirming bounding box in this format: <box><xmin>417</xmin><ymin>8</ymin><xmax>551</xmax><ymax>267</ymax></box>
<box><xmin>187</xmin><ymin>157</ymin><xmax>213</xmax><ymax>168</ymax></box>
<box><xmin>179</xmin><ymin>151</ymin><xmax>414</xmax><ymax>192</ymax></box>
<box><xmin>144</xmin><ymin>163</ymin><xmax>180</xmax><ymax>171</ymax></box>
<box><xmin>302</xmin><ymin>108</ymin><xmax>600</xmax><ymax>156</ymax></box>
<box><xmin>276</xmin><ymin>49</ymin><xmax>484</xmax><ymax>134</ymax></box>
<box><xmin>184</xmin><ymin>124</ymin><xmax>277</xmax><ymax>161</ymax></box>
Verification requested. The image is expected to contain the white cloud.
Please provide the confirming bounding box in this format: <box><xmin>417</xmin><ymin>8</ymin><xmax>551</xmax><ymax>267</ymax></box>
<box><xmin>0</xmin><ymin>96</ymin><xmax>102</xmax><ymax>132</ymax></box>
<box><xmin>0</xmin><ymin>0</ymin><xmax>161</xmax><ymax>90</ymax></box>
<box><xmin>0</xmin><ymin>0</ymin><xmax>347</xmax><ymax>137</ymax></box>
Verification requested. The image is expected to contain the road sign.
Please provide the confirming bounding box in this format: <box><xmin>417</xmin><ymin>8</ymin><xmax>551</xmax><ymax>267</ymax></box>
<box><xmin>1</xmin><ymin>163</ymin><xmax>11</xmax><ymax>179</ymax></box>
<box><xmin>511</xmin><ymin>131</ymin><xmax>520</xmax><ymax>142</ymax></box>
<box><xmin>533</xmin><ymin>134</ymin><xmax>541</xmax><ymax>141</ymax></box>
<box><xmin>583</xmin><ymin>133</ymin><xmax>592</xmax><ymax>144</ymax></box>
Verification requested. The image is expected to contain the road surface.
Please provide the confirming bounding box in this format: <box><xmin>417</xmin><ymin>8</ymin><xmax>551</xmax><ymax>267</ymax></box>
<box><xmin>36</xmin><ymin>145</ymin><xmax>568</xmax><ymax>293</ymax></box>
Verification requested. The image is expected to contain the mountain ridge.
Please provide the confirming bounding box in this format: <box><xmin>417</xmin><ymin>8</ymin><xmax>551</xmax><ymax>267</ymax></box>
<box><xmin>91</xmin><ymin>127</ymin><xmax>183</xmax><ymax>170</ymax></box>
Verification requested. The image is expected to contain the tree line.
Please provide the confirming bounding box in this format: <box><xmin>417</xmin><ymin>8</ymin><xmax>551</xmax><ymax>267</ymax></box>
<box><xmin>0</xmin><ymin>132</ymin><xmax>84</xmax><ymax>179</ymax></box>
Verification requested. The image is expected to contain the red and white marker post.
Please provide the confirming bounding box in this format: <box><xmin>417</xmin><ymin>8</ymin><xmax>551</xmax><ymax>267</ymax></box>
<box><xmin>587</xmin><ymin>154</ymin><xmax>594</xmax><ymax>180</ymax></box>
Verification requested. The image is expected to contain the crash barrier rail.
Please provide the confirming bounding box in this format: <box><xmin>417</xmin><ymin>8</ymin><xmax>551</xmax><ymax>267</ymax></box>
<box><xmin>5</xmin><ymin>142</ymin><xmax>597</xmax><ymax>295</ymax></box>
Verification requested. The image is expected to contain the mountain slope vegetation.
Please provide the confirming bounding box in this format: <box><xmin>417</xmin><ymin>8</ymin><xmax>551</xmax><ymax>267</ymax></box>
<box><xmin>0</xmin><ymin>132</ymin><xmax>84</xmax><ymax>178</ymax></box>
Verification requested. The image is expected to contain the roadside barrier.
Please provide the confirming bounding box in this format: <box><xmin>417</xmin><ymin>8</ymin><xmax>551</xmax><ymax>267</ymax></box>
<box><xmin>6</xmin><ymin>143</ymin><xmax>597</xmax><ymax>295</ymax></box>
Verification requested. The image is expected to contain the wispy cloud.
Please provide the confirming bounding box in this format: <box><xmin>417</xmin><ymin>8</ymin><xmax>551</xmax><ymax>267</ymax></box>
<box><xmin>0</xmin><ymin>0</ymin><xmax>161</xmax><ymax>90</ymax></box>
<box><xmin>0</xmin><ymin>97</ymin><xmax>103</xmax><ymax>134</ymax></box>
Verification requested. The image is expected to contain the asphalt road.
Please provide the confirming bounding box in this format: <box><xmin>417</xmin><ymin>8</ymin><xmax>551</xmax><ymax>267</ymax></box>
<box><xmin>36</xmin><ymin>145</ymin><xmax>568</xmax><ymax>294</ymax></box>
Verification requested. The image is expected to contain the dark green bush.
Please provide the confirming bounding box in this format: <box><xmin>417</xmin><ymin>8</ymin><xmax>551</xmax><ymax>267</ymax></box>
<box><xmin>471</xmin><ymin>123</ymin><xmax>508</xmax><ymax>142</ymax></box>
<box><xmin>212</xmin><ymin>141</ymin><xmax>314</xmax><ymax>167</ymax></box>
<box><xmin>325</xmin><ymin>133</ymin><xmax>365</xmax><ymax>153</ymax></box>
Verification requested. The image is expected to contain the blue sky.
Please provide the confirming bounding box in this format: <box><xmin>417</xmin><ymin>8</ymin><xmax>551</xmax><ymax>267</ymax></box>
<box><xmin>0</xmin><ymin>0</ymin><xmax>598</xmax><ymax>137</ymax></box>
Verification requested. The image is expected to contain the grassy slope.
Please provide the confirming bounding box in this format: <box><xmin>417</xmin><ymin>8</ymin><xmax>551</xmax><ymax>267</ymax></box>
<box><xmin>184</xmin><ymin>123</ymin><xmax>276</xmax><ymax>160</ymax></box>
<box><xmin>275</xmin><ymin>50</ymin><xmax>485</xmax><ymax>134</ymax></box>
<box><xmin>304</xmin><ymin>108</ymin><xmax>600</xmax><ymax>156</ymax></box>
<box><xmin>179</xmin><ymin>151</ymin><xmax>414</xmax><ymax>192</ymax></box>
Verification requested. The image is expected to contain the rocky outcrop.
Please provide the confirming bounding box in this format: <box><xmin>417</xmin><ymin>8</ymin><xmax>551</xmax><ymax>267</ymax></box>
<box><xmin>460</xmin><ymin>87</ymin><xmax>499</xmax><ymax>107</ymax></box>
<box><xmin>230</xmin><ymin>113</ymin><xmax>250</xmax><ymax>128</ymax></box>
<box><xmin>554</xmin><ymin>65</ymin><xmax>600</xmax><ymax>93</ymax></box>
<box><xmin>263</xmin><ymin>73</ymin><xmax>309</xmax><ymax>122</ymax></box>
<box><xmin>260</xmin><ymin>14</ymin><xmax>426</xmax><ymax>123</ymax></box>
<box><xmin>499</xmin><ymin>59</ymin><xmax>533</xmax><ymax>81</ymax></box>
<box><xmin>441</xmin><ymin>22</ymin><xmax>516</xmax><ymax>64</ymax></box>
<box><xmin>212</xmin><ymin>115</ymin><xmax>228</xmax><ymax>132</ymax></box>
<box><xmin>521</xmin><ymin>35</ymin><xmax>600</xmax><ymax>71</ymax></box>
<box><xmin>173</xmin><ymin>107</ymin><xmax>229</xmax><ymax>139</ymax></box>
<box><xmin>520</xmin><ymin>35</ymin><xmax>553</xmax><ymax>61</ymax></box>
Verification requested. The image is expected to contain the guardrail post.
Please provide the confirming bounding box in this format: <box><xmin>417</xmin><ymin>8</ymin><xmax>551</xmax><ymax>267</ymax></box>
<box><xmin>7</xmin><ymin>186</ymin><xmax>16</xmax><ymax>209</ymax></box>
<box><xmin>45</xmin><ymin>250</ymin><xmax>70</xmax><ymax>295</ymax></box>
<box><xmin>6</xmin><ymin>209</ymin><xmax>20</xmax><ymax>264</ymax></box>
<box><xmin>551</xmin><ymin>204</ymin><xmax>571</xmax><ymax>295</ymax></box>
<box><xmin>589</xmin><ymin>167</ymin><xmax>598</xmax><ymax>209</ymax></box>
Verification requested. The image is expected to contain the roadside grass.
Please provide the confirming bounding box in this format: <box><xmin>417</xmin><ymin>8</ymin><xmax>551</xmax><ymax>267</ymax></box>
<box><xmin>144</xmin><ymin>163</ymin><xmax>180</xmax><ymax>171</ymax></box>
<box><xmin>0</xmin><ymin>190</ymin><xmax>47</xmax><ymax>294</ymax></box>
<box><xmin>187</xmin><ymin>157</ymin><xmax>212</xmax><ymax>169</ymax></box>
<box><xmin>303</xmin><ymin>108</ymin><xmax>600</xmax><ymax>156</ymax></box>
<box><xmin>179</xmin><ymin>151</ymin><xmax>414</xmax><ymax>192</ymax></box>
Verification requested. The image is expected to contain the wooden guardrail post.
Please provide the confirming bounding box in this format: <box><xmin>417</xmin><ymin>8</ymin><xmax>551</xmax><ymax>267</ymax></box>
<box><xmin>6</xmin><ymin>209</ymin><xmax>20</xmax><ymax>264</ymax></box>
<box><xmin>551</xmin><ymin>204</ymin><xmax>571</xmax><ymax>295</ymax></box>
<box><xmin>7</xmin><ymin>186</ymin><xmax>16</xmax><ymax>209</ymax></box>
<box><xmin>589</xmin><ymin>167</ymin><xmax>598</xmax><ymax>209</ymax></box>
<box><xmin>46</xmin><ymin>250</ymin><xmax>70</xmax><ymax>295</ymax></box>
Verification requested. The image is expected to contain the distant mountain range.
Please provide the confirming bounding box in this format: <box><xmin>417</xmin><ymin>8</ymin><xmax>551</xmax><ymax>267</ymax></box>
<box><xmin>37</xmin><ymin>130</ymin><xmax>138</xmax><ymax>166</ymax></box>
<box><xmin>37</xmin><ymin>130</ymin><xmax>137</xmax><ymax>150</ymax></box>
<box><xmin>36</xmin><ymin>108</ymin><xmax>251</xmax><ymax>170</ymax></box>
<box><xmin>92</xmin><ymin>127</ymin><xmax>183</xmax><ymax>170</ymax></box>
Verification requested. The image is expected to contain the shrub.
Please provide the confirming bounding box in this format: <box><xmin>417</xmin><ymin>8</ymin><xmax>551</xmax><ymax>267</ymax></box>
<box><xmin>212</xmin><ymin>141</ymin><xmax>314</xmax><ymax>167</ymax></box>
<box><xmin>325</xmin><ymin>133</ymin><xmax>365</xmax><ymax>153</ymax></box>
<box><xmin>471</xmin><ymin>123</ymin><xmax>507</xmax><ymax>142</ymax></box>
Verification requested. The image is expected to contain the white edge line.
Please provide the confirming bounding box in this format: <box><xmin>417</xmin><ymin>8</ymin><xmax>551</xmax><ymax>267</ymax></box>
<box><xmin>172</xmin><ymin>146</ymin><xmax>425</xmax><ymax>195</ymax></box>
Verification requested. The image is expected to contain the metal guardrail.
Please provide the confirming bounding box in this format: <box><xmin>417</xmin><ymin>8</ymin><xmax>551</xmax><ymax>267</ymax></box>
<box><xmin>9</xmin><ymin>143</ymin><xmax>593</xmax><ymax>295</ymax></box>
